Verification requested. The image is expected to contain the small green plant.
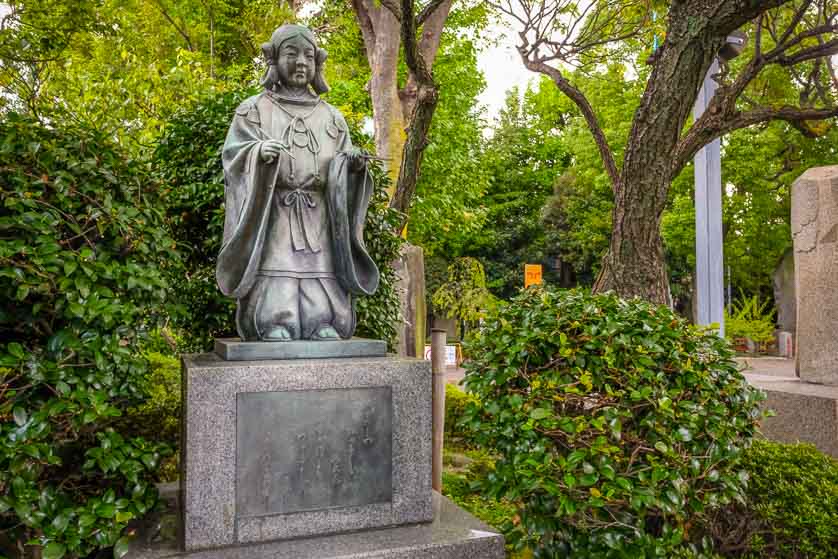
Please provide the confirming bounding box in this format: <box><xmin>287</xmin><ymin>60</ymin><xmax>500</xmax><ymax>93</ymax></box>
<box><xmin>462</xmin><ymin>287</ymin><xmax>764</xmax><ymax>558</ymax></box>
<box><xmin>432</xmin><ymin>257</ymin><xmax>496</xmax><ymax>339</ymax></box>
<box><xmin>444</xmin><ymin>383</ymin><xmax>479</xmax><ymax>446</ymax></box>
<box><xmin>702</xmin><ymin>440</ymin><xmax>838</xmax><ymax>558</ymax></box>
<box><xmin>119</xmin><ymin>353</ymin><xmax>181</xmax><ymax>481</ymax></box>
<box><xmin>725</xmin><ymin>294</ymin><xmax>776</xmax><ymax>347</ymax></box>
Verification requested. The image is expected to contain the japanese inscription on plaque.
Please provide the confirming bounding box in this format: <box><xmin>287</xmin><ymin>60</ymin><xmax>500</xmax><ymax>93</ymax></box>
<box><xmin>235</xmin><ymin>387</ymin><xmax>393</xmax><ymax>517</ymax></box>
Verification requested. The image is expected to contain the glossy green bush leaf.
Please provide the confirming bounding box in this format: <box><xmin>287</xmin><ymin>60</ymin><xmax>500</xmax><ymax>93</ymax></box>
<box><xmin>461</xmin><ymin>287</ymin><xmax>764</xmax><ymax>557</ymax></box>
<box><xmin>0</xmin><ymin>114</ymin><xmax>171</xmax><ymax>559</ymax></box>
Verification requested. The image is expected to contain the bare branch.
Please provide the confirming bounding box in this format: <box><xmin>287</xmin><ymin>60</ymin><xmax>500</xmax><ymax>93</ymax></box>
<box><xmin>521</xmin><ymin>50</ymin><xmax>620</xmax><ymax>190</ymax></box>
<box><xmin>489</xmin><ymin>0</ymin><xmax>625</xmax><ymax>188</ymax></box>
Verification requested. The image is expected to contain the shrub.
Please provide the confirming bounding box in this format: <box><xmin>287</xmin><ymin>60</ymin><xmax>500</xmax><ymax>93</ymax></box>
<box><xmin>119</xmin><ymin>353</ymin><xmax>181</xmax><ymax>482</ymax></box>
<box><xmin>432</xmin><ymin>257</ymin><xmax>496</xmax><ymax>326</ymax></box>
<box><xmin>154</xmin><ymin>88</ymin><xmax>403</xmax><ymax>351</ymax></box>
<box><xmin>724</xmin><ymin>294</ymin><xmax>776</xmax><ymax>347</ymax></box>
<box><xmin>462</xmin><ymin>287</ymin><xmax>764</xmax><ymax>558</ymax></box>
<box><xmin>703</xmin><ymin>440</ymin><xmax>838</xmax><ymax>558</ymax></box>
<box><xmin>0</xmin><ymin>114</ymin><xmax>174</xmax><ymax>559</ymax></box>
<box><xmin>445</xmin><ymin>383</ymin><xmax>478</xmax><ymax>446</ymax></box>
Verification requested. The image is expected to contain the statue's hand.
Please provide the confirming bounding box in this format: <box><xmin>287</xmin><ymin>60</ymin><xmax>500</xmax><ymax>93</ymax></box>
<box><xmin>346</xmin><ymin>147</ymin><xmax>367</xmax><ymax>173</ymax></box>
<box><xmin>260</xmin><ymin>140</ymin><xmax>288</xmax><ymax>163</ymax></box>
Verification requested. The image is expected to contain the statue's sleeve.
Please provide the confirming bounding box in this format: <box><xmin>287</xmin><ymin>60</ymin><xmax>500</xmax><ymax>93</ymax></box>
<box><xmin>216</xmin><ymin>98</ymin><xmax>279</xmax><ymax>298</ymax></box>
<box><xmin>327</xmin><ymin>146</ymin><xmax>380</xmax><ymax>297</ymax></box>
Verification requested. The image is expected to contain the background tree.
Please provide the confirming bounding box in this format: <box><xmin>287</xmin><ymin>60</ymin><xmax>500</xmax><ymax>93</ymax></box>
<box><xmin>495</xmin><ymin>0</ymin><xmax>838</xmax><ymax>304</ymax></box>
<box><xmin>350</xmin><ymin>0</ymin><xmax>489</xmax><ymax>227</ymax></box>
<box><xmin>464</xmin><ymin>87</ymin><xmax>570</xmax><ymax>298</ymax></box>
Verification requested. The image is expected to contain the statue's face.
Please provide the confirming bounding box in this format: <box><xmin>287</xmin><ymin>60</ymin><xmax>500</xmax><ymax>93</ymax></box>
<box><xmin>276</xmin><ymin>34</ymin><xmax>316</xmax><ymax>88</ymax></box>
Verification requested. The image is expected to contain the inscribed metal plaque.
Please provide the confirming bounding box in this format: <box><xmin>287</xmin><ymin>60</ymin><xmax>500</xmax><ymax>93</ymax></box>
<box><xmin>236</xmin><ymin>387</ymin><xmax>393</xmax><ymax>517</ymax></box>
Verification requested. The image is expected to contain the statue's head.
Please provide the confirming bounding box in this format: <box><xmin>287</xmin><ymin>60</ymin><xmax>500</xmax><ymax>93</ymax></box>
<box><xmin>261</xmin><ymin>24</ymin><xmax>329</xmax><ymax>94</ymax></box>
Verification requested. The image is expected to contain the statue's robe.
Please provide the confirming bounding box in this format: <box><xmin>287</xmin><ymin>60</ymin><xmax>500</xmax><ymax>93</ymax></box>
<box><xmin>216</xmin><ymin>91</ymin><xmax>378</xmax><ymax>341</ymax></box>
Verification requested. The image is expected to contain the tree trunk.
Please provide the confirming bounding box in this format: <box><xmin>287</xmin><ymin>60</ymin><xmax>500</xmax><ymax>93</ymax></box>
<box><xmin>593</xmin><ymin>3</ymin><xmax>727</xmax><ymax>305</ymax></box>
<box><xmin>355</xmin><ymin>2</ymin><xmax>405</xmax><ymax>194</ymax></box>
<box><xmin>351</xmin><ymin>0</ymin><xmax>451</xmax><ymax>204</ymax></box>
<box><xmin>593</xmin><ymin>174</ymin><xmax>673</xmax><ymax>304</ymax></box>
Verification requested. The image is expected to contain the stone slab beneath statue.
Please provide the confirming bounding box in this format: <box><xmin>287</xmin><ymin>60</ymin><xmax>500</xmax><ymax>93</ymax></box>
<box><xmin>214</xmin><ymin>337</ymin><xmax>387</xmax><ymax>360</ymax></box>
<box><xmin>181</xmin><ymin>354</ymin><xmax>432</xmax><ymax>551</ymax></box>
<box><xmin>126</xmin><ymin>492</ymin><xmax>504</xmax><ymax>559</ymax></box>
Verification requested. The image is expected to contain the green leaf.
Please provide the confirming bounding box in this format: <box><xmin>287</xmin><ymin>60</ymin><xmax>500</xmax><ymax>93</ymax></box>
<box><xmin>113</xmin><ymin>535</ymin><xmax>132</xmax><ymax>559</ymax></box>
<box><xmin>13</xmin><ymin>406</ymin><xmax>28</xmax><ymax>427</ymax></box>
<box><xmin>580</xmin><ymin>473</ymin><xmax>599</xmax><ymax>486</ymax></box>
<box><xmin>42</xmin><ymin>542</ymin><xmax>66</xmax><ymax>559</ymax></box>
<box><xmin>567</xmin><ymin>450</ymin><xmax>586</xmax><ymax>467</ymax></box>
<box><xmin>7</xmin><ymin>342</ymin><xmax>24</xmax><ymax>359</ymax></box>
<box><xmin>95</xmin><ymin>503</ymin><xmax>116</xmax><ymax>518</ymax></box>
<box><xmin>529</xmin><ymin>407</ymin><xmax>552</xmax><ymax>420</ymax></box>
<box><xmin>51</xmin><ymin>513</ymin><xmax>70</xmax><ymax>534</ymax></box>
<box><xmin>654</xmin><ymin>441</ymin><xmax>668</xmax><ymax>453</ymax></box>
<box><xmin>16</xmin><ymin>284</ymin><xmax>30</xmax><ymax>300</ymax></box>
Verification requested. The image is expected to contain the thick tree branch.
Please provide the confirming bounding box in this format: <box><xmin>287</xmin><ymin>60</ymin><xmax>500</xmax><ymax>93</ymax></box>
<box><xmin>673</xmin><ymin>105</ymin><xmax>838</xmax><ymax>177</ymax></box>
<box><xmin>709</xmin><ymin>0</ymin><xmax>792</xmax><ymax>36</ymax></box>
<box><xmin>389</xmin><ymin>0</ymin><xmax>442</xmax><ymax>223</ymax></box>
<box><xmin>380</xmin><ymin>0</ymin><xmax>403</xmax><ymax>21</ymax></box>
<box><xmin>417</xmin><ymin>0</ymin><xmax>452</xmax><ymax>68</ymax></box>
<box><xmin>351</xmin><ymin>0</ymin><xmax>377</xmax><ymax>58</ymax></box>
<box><xmin>418</xmin><ymin>0</ymin><xmax>449</xmax><ymax>25</ymax></box>
<box><xmin>400</xmin><ymin>0</ymin><xmax>432</xmax><ymax>83</ymax></box>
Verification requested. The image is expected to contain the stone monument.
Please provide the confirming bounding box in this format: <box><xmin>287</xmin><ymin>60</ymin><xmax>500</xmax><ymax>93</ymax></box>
<box><xmin>752</xmin><ymin>166</ymin><xmax>838</xmax><ymax>459</ymax></box>
<box><xmin>791</xmin><ymin>165</ymin><xmax>838</xmax><ymax>385</ymax></box>
<box><xmin>127</xmin><ymin>24</ymin><xmax>504</xmax><ymax>559</ymax></box>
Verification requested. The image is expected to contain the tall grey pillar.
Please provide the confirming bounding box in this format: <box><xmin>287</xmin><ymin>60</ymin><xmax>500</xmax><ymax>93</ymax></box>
<box><xmin>693</xmin><ymin>59</ymin><xmax>726</xmax><ymax>336</ymax></box>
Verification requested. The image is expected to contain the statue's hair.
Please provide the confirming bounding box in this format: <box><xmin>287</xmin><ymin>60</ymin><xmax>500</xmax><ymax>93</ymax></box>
<box><xmin>260</xmin><ymin>24</ymin><xmax>330</xmax><ymax>95</ymax></box>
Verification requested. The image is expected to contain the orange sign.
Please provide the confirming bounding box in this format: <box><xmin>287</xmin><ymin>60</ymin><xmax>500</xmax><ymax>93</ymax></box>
<box><xmin>524</xmin><ymin>264</ymin><xmax>543</xmax><ymax>288</ymax></box>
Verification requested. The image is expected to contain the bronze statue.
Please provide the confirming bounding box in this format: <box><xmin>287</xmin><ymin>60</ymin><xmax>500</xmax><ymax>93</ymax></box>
<box><xmin>216</xmin><ymin>24</ymin><xmax>379</xmax><ymax>342</ymax></box>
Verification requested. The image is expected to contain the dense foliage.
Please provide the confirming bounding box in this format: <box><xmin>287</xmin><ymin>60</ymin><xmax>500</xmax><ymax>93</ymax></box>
<box><xmin>445</xmin><ymin>439</ymin><xmax>838</xmax><ymax>559</ymax></box>
<box><xmin>153</xmin><ymin>88</ymin><xmax>253</xmax><ymax>350</ymax></box>
<box><xmin>704</xmin><ymin>440</ymin><xmax>838</xmax><ymax>558</ymax></box>
<box><xmin>432</xmin><ymin>257</ymin><xmax>495</xmax><ymax>325</ymax></box>
<box><xmin>462</xmin><ymin>287</ymin><xmax>764</xmax><ymax>558</ymax></box>
<box><xmin>444</xmin><ymin>383</ymin><xmax>478</xmax><ymax>447</ymax></box>
<box><xmin>463</xmin><ymin>88</ymin><xmax>571</xmax><ymax>297</ymax></box>
<box><xmin>0</xmin><ymin>114</ymin><xmax>174</xmax><ymax>559</ymax></box>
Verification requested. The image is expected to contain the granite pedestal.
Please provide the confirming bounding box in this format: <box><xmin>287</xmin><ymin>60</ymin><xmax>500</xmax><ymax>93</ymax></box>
<box><xmin>181</xmin><ymin>354</ymin><xmax>433</xmax><ymax>551</ymax></box>
<box><xmin>127</xmin><ymin>491</ymin><xmax>505</xmax><ymax>559</ymax></box>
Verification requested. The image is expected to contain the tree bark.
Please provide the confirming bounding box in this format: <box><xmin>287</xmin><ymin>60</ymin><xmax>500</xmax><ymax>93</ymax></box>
<box><xmin>351</xmin><ymin>0</ymin><xmax>452</xmax><ymax>206</ymax></box>
<box><xmin>593</xmin><ymin>0</ymin><xmax>788</xmax><ymax>304</ymax></box>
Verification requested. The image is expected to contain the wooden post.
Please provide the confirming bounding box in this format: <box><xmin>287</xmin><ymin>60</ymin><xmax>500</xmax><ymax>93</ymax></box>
<box><xmin>431</xmin><ymin>328</ymin><xmax>447</xmax><ymax>492</ymax></box>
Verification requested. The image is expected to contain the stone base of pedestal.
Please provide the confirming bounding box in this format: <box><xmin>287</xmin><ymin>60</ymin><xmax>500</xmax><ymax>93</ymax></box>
<box><xmin>181</xmin><ymin>354</ymin><xmax>432</xmax><ymax>550</ymax></box>
<box><xmin>747</xmin><ymin>374</ymin><xmax>838</xmax><ymax>457</ymax></box>
<box><xmin>126</xmin><ymin>492</ymin><xmax>505</xmax><ymax>559</ymax></box>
